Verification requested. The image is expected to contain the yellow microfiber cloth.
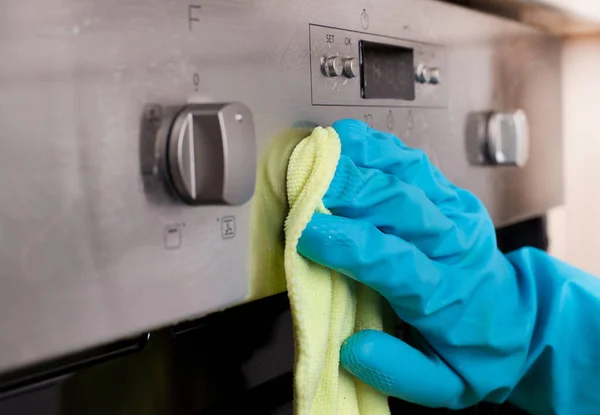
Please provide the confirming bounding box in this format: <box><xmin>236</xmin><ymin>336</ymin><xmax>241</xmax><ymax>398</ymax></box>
<box><xmin>284</xmin><ymin>126</ymin><xmax>391</xmax><ymax>415</ymax></box>
<box><xmin>250</xmin><ymin>127</ymin><xmax>311</xmax><ymax>300</ymax></box>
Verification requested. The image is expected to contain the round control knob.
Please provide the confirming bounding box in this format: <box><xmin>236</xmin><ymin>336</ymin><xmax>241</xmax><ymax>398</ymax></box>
<box><xmin>466</xmin><ymin>110</ymin><xmax>529</xmax><ymax>167</ymax></box>
<box><xmin>486</xmin><ymin>110</ymin><xmax>529</xmax><ymax>166</ymax></box>
<box><xmin>342</xmin><ymin>57</ymin><xmax>359</xmax><ymax>78</ymax></box>
<box><xmin>322</xmin><ymin>55</ymin><xmax>344</xmax><ymax>77</ymax></box>
<box><xmin>166</xmin><ymin>103</ymin><xmax>256</xmax><ymax>205</ymax></box>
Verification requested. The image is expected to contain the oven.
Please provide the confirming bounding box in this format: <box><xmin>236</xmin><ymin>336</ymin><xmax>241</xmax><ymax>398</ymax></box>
<box><xmin>0</xmin><ymin>0</ymin><xmax>562</xmax><ymax>412</ymax></box>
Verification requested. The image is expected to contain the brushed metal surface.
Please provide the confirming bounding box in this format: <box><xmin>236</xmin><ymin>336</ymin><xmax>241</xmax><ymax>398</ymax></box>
<box><xmin>0</xmin><ymin>0</ymin><xmax>563</xmax><ymax>373</ymax></box>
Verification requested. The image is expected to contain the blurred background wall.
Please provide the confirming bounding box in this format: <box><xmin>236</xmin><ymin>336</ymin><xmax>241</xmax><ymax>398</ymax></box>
<box><xmin>547</xmin><ymin>34</ymin><xmax>600</xmax><ymax>274</ymax></box>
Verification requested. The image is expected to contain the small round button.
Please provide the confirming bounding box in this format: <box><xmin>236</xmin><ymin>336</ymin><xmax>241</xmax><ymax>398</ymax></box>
<box><xmin>322</xmin><ymin>55</ymin><xmax>344</xmax><ymax>77</ymax></box>
<box><xmin>429</xmin><ymin>67</ymin><xmax>441</xmax><ymax>84</ymax></box>
<box><xmin>415</xmin><ymin>64</ymin><xmax>431</xmax><ymax>84</ymax></box>
<box><xmin>342</xmin><ymin>57</ymin><xmax>358</xmax><ymax>78</ymax></box>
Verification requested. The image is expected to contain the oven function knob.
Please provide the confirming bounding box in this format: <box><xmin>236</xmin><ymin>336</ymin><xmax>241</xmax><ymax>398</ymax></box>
<box><xmin>342</xmin><ymin>57</ymin><xmax>359</xmax><ymax>78</ymax></box>
<box><xmin>322</xmin><ymin>55</ymin><xmax>344</xmax><ymax>77</ymax></box>
<box><xmin>467</xmin><ymin>110</ymin><xmax>529</xmax><ymax>167</ymax></box>
<box><xmin>485</xmin><ymin>110</ymin><xmax>529</xmax><ymax>166</ymax></box>
<box><xmin>166</xmin><ymin>103</ymin><xmax>256</xmax><ymax>205</ymax></box>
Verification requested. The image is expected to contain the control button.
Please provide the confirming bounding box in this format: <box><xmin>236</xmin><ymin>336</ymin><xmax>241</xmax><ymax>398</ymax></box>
<box><xmin>342</xmin><ymin>57</ymin><xmax>359</xmax><ymax>78</ymax></box>
<box><xmin>415</xmin><ymin>64</ymin><xmax>431</xmax><ymax>84</ymax></box>
<box><xmin>429</xmin><ymin>67</ymin><xmax>441</xmax><ymax>84</ymax></box>
<box><xmin>322</xmin><ymin>55</ymin><xmax>344</xmax><ymax>77</ymax></box>
<box><xmin>466</xmin><ymin>110</ymin><xmax>529</xmax><ymax>167</ymax></box>
<box><xmin>166</xmin><ymin>103</ymin><xmax>256</xmax><ymax>205</ymax></box>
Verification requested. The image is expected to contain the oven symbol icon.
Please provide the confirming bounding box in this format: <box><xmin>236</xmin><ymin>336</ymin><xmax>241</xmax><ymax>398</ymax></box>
<box><xmin>221</xmin><ymin>216</ymin><xmax>236</xmax><ymax>239</ymax></box>
<box><xmin>164</xmin><ymin>223</ymin><xmax>183</xmax><ymax>250</ymax></box>
<box><xmin>360</xmin><ymin>9</ymin><xmax>369</xmax><ymax>30</ymax></box>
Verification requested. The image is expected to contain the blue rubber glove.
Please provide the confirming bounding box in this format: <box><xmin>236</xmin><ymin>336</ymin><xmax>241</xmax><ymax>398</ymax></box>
<box><xmin>297</xmin><ymin>119</ymin><xmax>600</xmax><ymax>414</ymax></box>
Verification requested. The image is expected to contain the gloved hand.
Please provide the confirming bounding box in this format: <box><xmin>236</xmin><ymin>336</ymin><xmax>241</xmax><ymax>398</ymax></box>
<box><xmin>297</xmin><ymin>119</ymin><xmax>600</xmax><ymax>414</ymax></box>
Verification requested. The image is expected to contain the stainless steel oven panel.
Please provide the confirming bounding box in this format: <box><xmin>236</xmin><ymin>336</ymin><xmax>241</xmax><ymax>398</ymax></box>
<box><xmin>0</xmin><ymin>0</ymin><xmax>563</xmax><ymax>374</ymax></box>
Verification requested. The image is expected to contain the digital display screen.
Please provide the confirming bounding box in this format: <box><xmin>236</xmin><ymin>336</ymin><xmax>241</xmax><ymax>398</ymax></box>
<box><xmin>360</xmin><ymin>41</ymin><xmax>415</xmax><ymax>100</ymax></box>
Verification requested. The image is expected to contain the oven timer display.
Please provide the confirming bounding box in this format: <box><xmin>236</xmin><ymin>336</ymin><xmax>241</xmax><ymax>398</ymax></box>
<box><xmin>359</xmin><ymin>40</ymin><xmax>415</xmax><ymax>101</ymax></box>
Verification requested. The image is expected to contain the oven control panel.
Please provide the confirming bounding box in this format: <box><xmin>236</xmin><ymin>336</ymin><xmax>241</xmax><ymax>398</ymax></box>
<box><xmin>310</xmin><ymin>24</ymin><xmax>447</xmax><ymax>108</ymax></box>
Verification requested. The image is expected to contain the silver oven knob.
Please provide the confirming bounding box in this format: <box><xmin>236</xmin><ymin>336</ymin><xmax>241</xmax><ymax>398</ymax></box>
<box><xmin>429</xmin><ymin>67</ymin><xmax>441</xmax><ymax>84</ymax></box>
<box><xmin>166</xmin><ymin>103</ymin><xmax>256</xmax><ymax>205</ymax></box>
<box><xmin>342</xmin><ymin>57</ymin><xmax>359</xmax><ymax>78</ymax></box>
<box><xmin>322</xmin><ymin>55</ymin><xmax>344</xmax><ymax>77</ymax></box>
<box><xmin>415</xmin><ymin>64</ymin><xmax>431</xmax><ymax>84</ymax></box>
<box><xmin>467</xmin><ymin>110</ymin><xmax>529</xmax><ymax>167</ymax></box>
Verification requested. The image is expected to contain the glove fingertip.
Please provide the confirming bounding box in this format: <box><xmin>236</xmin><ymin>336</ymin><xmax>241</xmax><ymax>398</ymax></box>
<box><xmin>341</xmin><ymin>330</ymin><xmax>397</xmax><ymax>393</ymax></box>
<box><xmin>341</xmin><ymin>330</ymin><xmax>467</xmax><ymax>408</ymax></box>
<box><xmin>297</xmin><ymin>213</ymin><xmax>357</xmax><ymax>268</ymax></box>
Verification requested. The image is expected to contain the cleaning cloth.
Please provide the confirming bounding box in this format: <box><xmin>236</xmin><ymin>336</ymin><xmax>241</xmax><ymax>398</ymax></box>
<box><xmin>284</xmin><ymin>126</ymin><xmax>391</xmax><ymax>415</ymax></box>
